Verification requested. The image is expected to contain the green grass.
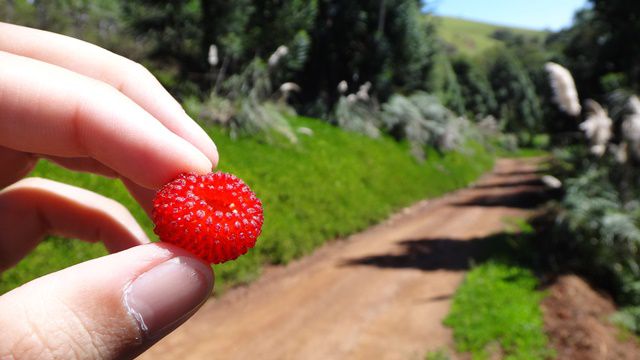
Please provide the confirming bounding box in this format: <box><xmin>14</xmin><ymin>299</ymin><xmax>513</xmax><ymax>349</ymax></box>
<box><xmin>444</xmin><ymin>261</ymin><xmax>552</xmax><ymax>360</ymax></box>
<box><xmin>441</xmin><ymin>219</ymin><xmax>554</xmax><ymax>359</ymax></box>
<box><xmin>434</xmin><ymin>16</ymin><xmax>547</xmax><ymax>56</ymax></box>
<box><xmin>500</xmin><ymin>148</ymin><xmax>550</xmax><ymax>159</ymax></box>
<box><xmin>425</xmin><ymin>349</ymin><xmax>451</xmax><ymax>360</ymax></box>
<box><xmin>0</xmin><ymin>116</ymin><xmax>494</xmax><ymax>294</ymax></box>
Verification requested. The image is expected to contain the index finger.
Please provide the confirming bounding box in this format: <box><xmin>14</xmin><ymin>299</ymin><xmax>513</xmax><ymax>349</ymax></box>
<box><xmin>0</xmin><ymin>22</ymin><xmax>218</xmax><ymax>167</ymax></box>
<box><xmin>0</xmin><ymin>50</ymin><xmax>212</xmax><ymax>189</ymax></box>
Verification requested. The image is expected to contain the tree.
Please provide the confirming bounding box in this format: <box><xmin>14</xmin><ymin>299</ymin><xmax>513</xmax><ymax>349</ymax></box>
<box><xmin>200</xmin><ymin>0</ymin><xmax>253</xmax><ymax>61</ymax></box>
<box><xmin>548</xmin><ymin>2</ymin><xmax>640</xmax><ymax>99</ymax></box>
<box><xmin>122</xmin><ymin>0</ymin><xmax>206</xmax><ymax>88</ymax></box>
<box><xmin>243</xmin><ymin>0</ymin><xmax>316</xmax><ymax>59</ymax></box>
<box><xmin>385</xmin><ymin>1</ymin><xmax>437</xmax><ymax>93</ymax></box>
<box><xmin>242</xmin><ymin>0</ymin><xmax>317</xmax><ymax>87</ymax></box>
<box><xmin>590</xmin><ymin>0</ymin><xmax>640</xmax><ymax>92</ymax></box>
<box><xmin>452</xmin><ymin>56</ymin><xmax>497</xmax><ymax>119</ymax></box>
<box><xmin>546</xmin><ymin>9</ymin><xmax>606</xmax><ymax>100</ymax></box>
<box><xmin>296</xmin><ymin>0</ymin><xmax>437</xmax><ymax>115</ymax></box>
<box><xmin>427</xmin><ymin>52</ymin><xmax>465</xmax><ymax>115</ymax></box>
<box><xmin>487</xmin><ymin>47</ymin><xmax>543</xmax><ymax>142</ymax></box>
<box><xmin>123</xmin><ymin>0</ymin><xmax>317</xmax><ymax>96</ymax></box>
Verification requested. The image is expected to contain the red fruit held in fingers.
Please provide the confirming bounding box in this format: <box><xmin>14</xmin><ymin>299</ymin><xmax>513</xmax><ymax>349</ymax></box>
<box><xmin>152</xmin><ymin>172</ymin><xmax>264</xmax><ymax>264</ymax></box>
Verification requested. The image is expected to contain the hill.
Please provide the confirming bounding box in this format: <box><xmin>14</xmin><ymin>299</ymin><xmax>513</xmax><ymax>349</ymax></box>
<box><xmin>433</xmin><ymin>16</ymin><xmax>548</xmax><ymax>56</ymax></box>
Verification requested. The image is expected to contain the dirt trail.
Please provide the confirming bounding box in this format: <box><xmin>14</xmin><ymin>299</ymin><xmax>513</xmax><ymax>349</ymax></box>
<box><xmin>141</xmin><ymin>158</ymin><xmax>547</xmax><ymax>360</ymax></box>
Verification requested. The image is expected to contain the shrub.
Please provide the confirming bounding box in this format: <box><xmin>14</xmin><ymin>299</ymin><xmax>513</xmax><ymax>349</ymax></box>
<box><xmin>381</xmin><ymin>92</ymin><xmax>476</xmax><ymax>160</ymax></box>
<box><xmin>333</xmin><ymin>95</ymin><xmax>382</xmax><ymax>139</ymax></box>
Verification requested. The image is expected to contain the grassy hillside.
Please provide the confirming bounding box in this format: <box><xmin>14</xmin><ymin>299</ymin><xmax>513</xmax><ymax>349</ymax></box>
<box><xmin>434</xmin><ymin>16</ymin><xmax>547</xmax><ymax>56</ymax></box>
<box><xmin>0</xmin><ymin>116</ymin><xmax>494</xmax><ymax>294</ymax></box>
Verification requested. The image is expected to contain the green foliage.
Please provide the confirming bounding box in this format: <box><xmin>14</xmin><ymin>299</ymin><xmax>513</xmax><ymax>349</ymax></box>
<box><xmin>428</xmin><ymin>53</ymin><xmax>466</xmax><ymax>115</ymax></box>
<box><xmin>548</xmin><ymin>2</ymin><xmax>640</xmax><ymax>100</ymax></box>
<box><xmin>444</xmin><ymin>262</ymin><xmax>552</xmax><ymax>360</ymax></box>
<box><xmin>122</xmin><ymin>0</ymin><xmax>205</xmax><ymax>77</ymax></box>
<box><xmin>500</xmin><ymin>148</ymin><xmax>550</xmax><ymax>159</ymax></box>
<box><xmin>543</xmin><ymin>73</ymin><xmax>640</xmax><ymax>333</ymax></box>
<box><xmin>297</xmin><ymin>0</ymin><xmax>438</xmax><ymax>111</ymax></box>
<box><xmin>333</xmin><ymin>89</ymin><xmax>485</xmax><ymax>161</ymax></box>
<box><xmin>382</xmin><ymin>93</ymin><xmax>440</xmax><ymax>157</ymax></box>
<box><xmin>611</xmin><ymin>307</ymin><xmax>640</xmax><ymax>335</ymax></box>
<box><xmin>601</xmin><ymin>73</ymin><xmax>629</xmax><ymax>94</ymax></box>
<box><xmin>0</xmin><ymin>116</ymin><xmax>494</xmax><ymax>294</ymax></box>
<box><xmin>381</xmin><ymin>92</ymin><xmax>471</xmax><ymax>159</ymax></box>
<box><xmin>200</xmin><ymin>0</ymin><xmax>253</xmax><ymax>60</ymax></box>
<box><xmin>546</xmin><ymin>9</ymin><xmax>600</xmax><ymax>99</ymax></box>
<box><xmin>117</xmin><ymin>0</ymin><xmax>437</xmax><ymax>111</ymax></box>
<box><xmin>487</xmin><ymin>48</ymin><xmax>543</xmax><ymax>143</ymax></box>
<box><xmin>243</xmin><ymin>0</ymin><xmax>317</xmax><ymax>62</ymax></box>
<box><xmin>452</xmin><ymin>57</ymin><xmax>498</xmax><ymax>119</ymax></box>
<box><xmin>590</xmin><ymin>0</ymin><xmax>640</xmax><ymax>93</ymax></box>
<box><xmin>385</xmin><ymin>0</ymin><xmax>438</xmax><ymax>93</ymax></box>
<box><xmin>121</xmin><ymin>0</ymin><xmax>317</xmax><ymax>94</ymax></box>
<box><xmin>555</xmin><ymin>1</ymin><xmax>640</xmax><ymax>97</ymax></box>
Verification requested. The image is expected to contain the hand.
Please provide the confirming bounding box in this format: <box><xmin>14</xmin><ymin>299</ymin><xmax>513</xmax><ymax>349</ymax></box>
<box><xmin>0</xmin><ymin>22</ymin><xmax>216</xmax><ymax>359</ymax></box>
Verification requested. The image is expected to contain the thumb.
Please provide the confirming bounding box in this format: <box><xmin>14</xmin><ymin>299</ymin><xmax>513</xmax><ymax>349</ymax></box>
<box><xmin>0</xmin><ymin>243</ymin><xmax>213</xmax><ymax>360</ymax></box>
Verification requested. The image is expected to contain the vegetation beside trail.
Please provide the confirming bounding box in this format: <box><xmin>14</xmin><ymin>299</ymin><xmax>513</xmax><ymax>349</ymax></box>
<box><xmin>444</xmin><ymin>261</ymin><xmax>551</xmax><ymax>360</ymax></box>
<box><xmin>440</xmin><ymin>225</ymin><xmax>554</xmax><ymax>360</ymax></box>
<box><xmin>0</xmin><ymin>116</ymin><xmax>494</xmax><ymax>294</ymax></box>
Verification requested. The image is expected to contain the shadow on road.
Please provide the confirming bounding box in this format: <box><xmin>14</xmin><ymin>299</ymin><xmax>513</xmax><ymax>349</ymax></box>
<box><xmin>343</xmin><ymin>238</ymin><xmax>481</xmax><ymax>271</ymax></box>
<box><xmin>452</xmin><ymin>190</ymin><xmax>549</xmax><ymax>209</ymax></box>
<box><xmin>492</xmin><ymin>169</ymin><xmax>543</xmax><ymax>177</ymax></box>
<box><xmin>454</xmin><ymin>173</ymin><xmax>552</xmax><ymax>208</ymax></box>
<box><xmin>344</xmin><ymin>171</ymin><xmax>551</xmax><ymax>272</ymax></box>
<box><xmin>342</xmin><ymin>230</ymin><xmax>540</xmax><ymax>273</ymax></box>
<box><xmin>472</xmin><ymin>178</ymin><xmax>545</xmax><ymax>189</ymax></box>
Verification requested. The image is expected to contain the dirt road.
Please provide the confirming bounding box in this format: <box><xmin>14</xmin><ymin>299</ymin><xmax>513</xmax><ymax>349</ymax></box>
<box><xmin>141</xmin><ymin>158</ymin><xmax>547</xmax><ymax>360</ymax></box>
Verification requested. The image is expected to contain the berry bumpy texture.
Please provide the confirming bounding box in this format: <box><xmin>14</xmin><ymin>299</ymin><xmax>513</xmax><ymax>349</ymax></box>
<box><xmin>152</xmin><ymin>172</ymin><xmax>264</xmax><ymax>264</ymax></box>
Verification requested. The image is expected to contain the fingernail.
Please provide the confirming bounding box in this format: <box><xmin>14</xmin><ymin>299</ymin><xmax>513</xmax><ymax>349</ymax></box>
<box><xmin>124</xmin><ymin>256</ymin><xmax>213</xmax><ymax>340</ymax></box>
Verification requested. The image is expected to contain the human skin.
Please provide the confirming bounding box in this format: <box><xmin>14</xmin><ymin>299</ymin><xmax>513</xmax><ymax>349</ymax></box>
<box><xmin>0</xmin><ymin>22</ymin><xmax>218</xmax><ymax>359</ymax></box>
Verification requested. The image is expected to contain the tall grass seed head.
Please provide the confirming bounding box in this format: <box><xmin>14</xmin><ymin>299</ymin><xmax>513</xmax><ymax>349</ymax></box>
<box><xmin>545</xmin><ymin>62</ymin><xmax>581</xmax><ymax>117</ymax></box>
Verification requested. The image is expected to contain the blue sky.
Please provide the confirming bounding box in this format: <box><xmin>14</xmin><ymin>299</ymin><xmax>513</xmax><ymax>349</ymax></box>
<box><xmin>428</xmin><ymin>0</ymin><xmax>589</xmax><ymax>30</ymax></box>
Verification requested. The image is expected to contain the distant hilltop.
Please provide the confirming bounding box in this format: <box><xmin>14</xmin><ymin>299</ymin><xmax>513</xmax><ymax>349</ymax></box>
<box><xmin>431</xmin><ymin>16</ymin><xmax>548</xmax><ymax>56</ymax></box>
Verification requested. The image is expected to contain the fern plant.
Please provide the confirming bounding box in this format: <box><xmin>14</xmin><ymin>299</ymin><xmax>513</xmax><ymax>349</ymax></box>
<box><xmin>555</xmin><ymin>165</ymin><xmax>640</xmax><ymax>305</ymax></box>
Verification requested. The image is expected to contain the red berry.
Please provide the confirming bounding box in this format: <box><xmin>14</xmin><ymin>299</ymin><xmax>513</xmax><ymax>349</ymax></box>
<box><xmin>152</xmin><ymin>172</ymin><xmax>263</xmax><ymax>264</ymax></box>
